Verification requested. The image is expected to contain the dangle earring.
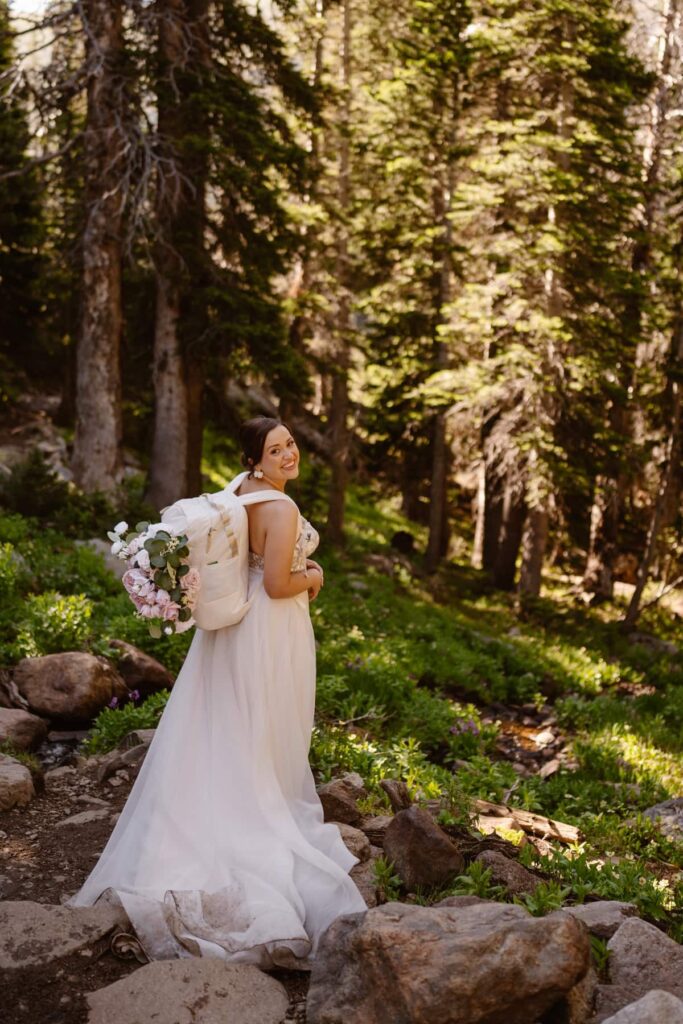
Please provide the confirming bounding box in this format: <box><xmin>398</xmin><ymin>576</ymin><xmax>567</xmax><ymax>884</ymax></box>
<box><xmin>253</xmin><ymin>467</ymin><xmax>264</xmax><ymax>479</ymax></box>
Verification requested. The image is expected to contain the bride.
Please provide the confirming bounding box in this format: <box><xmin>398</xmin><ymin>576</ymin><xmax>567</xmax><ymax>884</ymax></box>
<box><xmin>66</xmin><ymin>416</ymin><xmax>367</xmax><ymax>966</ymax></box>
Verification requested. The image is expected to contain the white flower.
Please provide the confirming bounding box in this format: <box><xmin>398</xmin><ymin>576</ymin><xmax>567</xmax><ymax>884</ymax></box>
<box><xmin>127</xmin><ymin>535</ymin><xmax>143</xmax><ymax>554</ymax></box>
<box><xmin>145</xmin><ymin>522</ymin><xmax>168</xmax><ymax>537</ymax></box>
<box><xmin>111</xmin><ymin>540</ymin><xmax>124</xmax><ymax>556</ymax></box>
<box><xmin>135</xmin><ymin>549</ymin><xmax>151</xmax><ymax>571</ymax></box>
<box><xmin>164</xmin><ymin>625</ymin><xmax>173</xmax><ymax>635</ymax></box>
<box><xmin>114</xmin><ymin>521</ymin><xmax>128</xmax><ymax>535</ymax></box>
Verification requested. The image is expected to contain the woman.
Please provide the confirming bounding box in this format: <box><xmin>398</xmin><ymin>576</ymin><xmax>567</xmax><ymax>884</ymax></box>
<box><xmin>67</xmin><ymin>416</ymin><xmax>367</xmax><ymax>966</ymax></box>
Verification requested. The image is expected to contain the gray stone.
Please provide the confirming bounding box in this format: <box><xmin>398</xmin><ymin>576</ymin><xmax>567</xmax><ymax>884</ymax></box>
<box><xmin>96</xmin><ymin>742</ymin><xmax>150</xmax><ymax>783</ymax></box>
<box><xmin>307</xmin><ymin>901</ymin><xmax>590</xmax><ymax>1024</ymax></box>
<box><xmin>473</xmin><ymin>849</ymin><xmax>541</xmax><ymax>897</ymax></box>
<box><xmin>601</xmin><ymin>990</ymin><xmax>683</xmax><ymax>1023</ymax></box>
<box><xmin>0</xmin><ymin>753</ymin><xmax>35</xmax><ymax>810</ymax></box>
<box><xmin>0</xmin><ymin>707</ymin><xmax>49</xmax><ymax>751</ymax></box>
<box><xmin>383</xmin><ymin>806</ymin><xmax>465</xmax><ymax>893</ymax></box>
<box><xmin>335</xmin><ymin>822</ymin><xmax>371</xmax><ymax>863</ymax></box>
<box><xmin>564</xmin><ymin>901</ymin><xmax>637</xmax><ymax>939</ymax></box>
<box><xmin>56</xmin><ymin>808</ymin><xmax>112</xmax><ymax>827</ymax></box>
<box><xmin>0</xmin><ymin>900</ymin><xmax>129</xmax><ymax>968</ymax></box>
<box><xmin>593</xmin><ymin>919</ymin><xmax>683</xmax><ymax>1020</ymax></box>
<box><xmin>642</xmin><ymin>798</ymin><xmax>683</xmax><ymax>840</ymax></box>
<box><xmin>86</xmin><ymin>960</ymin><xmax>289</xmax><ymax>1024</ymax></box>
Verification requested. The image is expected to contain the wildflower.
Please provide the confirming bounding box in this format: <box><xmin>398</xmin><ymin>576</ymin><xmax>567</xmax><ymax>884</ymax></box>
<box><xmin>108</xmin><ymin>696</ymin><xmax>119</xmax><ymax>709</ymax></box>
<box><xmin>130</xmin><ymin>689</ymin><xmax>140</xmax><ymax>702</ymax></box>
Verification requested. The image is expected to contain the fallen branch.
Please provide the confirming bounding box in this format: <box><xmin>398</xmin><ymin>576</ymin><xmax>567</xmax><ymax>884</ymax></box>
<box><xmin>473</xmin><ymin>799</ymin><xmax>580</xmax><ymax>845</ymax></box>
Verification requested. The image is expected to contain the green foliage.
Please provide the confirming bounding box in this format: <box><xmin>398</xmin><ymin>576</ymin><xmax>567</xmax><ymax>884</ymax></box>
<box><xmin>0</xmin><ymin>740</ymin><xmax>42</xmax><ymax>780</ymax></box>
<box><xmin>590</xmin><ymin>936</ymin><xmax>611</xmax><ymax>980</ymax></box>
<box><xmin>15</xmin><ymin>592</ymin><xmax>93</xmax><ymax>658</ymax></box>
<box><xmin>514</xmin><ymin>881</ymin><xmax>574</xmax><ymax>917</ymax></box>
<box><xmin>446</xmin><ymin>862</ymin><xmax>507</xmax><ymax>901</ymax></box>
<box><xmin>82</xmin><ymin>690</ymin><xmax>171</xmax><ymax>754</ymax></box>
<box><xmin>373</xmin><ymin>856</ymin><xmax>402</xmax><ymax>903</ymax></box>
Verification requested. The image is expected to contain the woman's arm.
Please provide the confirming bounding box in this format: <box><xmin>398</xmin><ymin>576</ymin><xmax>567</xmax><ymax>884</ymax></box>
<box><xmin>260</xmin><ymin>501</ymin><xmax>322</xmax><ymax>600</ymax></box>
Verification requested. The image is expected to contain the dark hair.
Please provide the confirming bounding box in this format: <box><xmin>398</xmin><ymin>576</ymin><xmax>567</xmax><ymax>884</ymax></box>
<box><xmin>239</xmin><ymin>416</ymin><xmax>291</xmax><ymax>474</ymax></box>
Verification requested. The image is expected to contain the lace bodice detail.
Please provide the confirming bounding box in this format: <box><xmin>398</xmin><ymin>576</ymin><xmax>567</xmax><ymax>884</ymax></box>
<box><xmin>248</xmin><ymin>514</ymin><xmax>319</xmax><ymax>574</ymax></box>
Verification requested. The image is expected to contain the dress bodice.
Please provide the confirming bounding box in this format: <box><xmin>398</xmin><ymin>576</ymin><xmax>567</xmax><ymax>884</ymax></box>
<box><xmin>248</xmin><ymin>514</ymin><xmax>319</xmax><ymax>574</ymax></box>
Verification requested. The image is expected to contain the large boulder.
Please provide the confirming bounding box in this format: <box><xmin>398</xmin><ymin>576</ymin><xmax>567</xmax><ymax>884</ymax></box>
<box><xmin>108</xmin><ymin>639</ymin><xmax>174</xmax><ymax>697</ymax></box>
<box><xmin>335</xmin><ymin>822</ymin><xmax>371</xmax><ymax>863</ymax></box>
<box><xmin>86</xmin><ymin>960</ymin><xmax>289</xmax><ymax>1024</ymax></box>
<box><xmin>306</xmin><ymin>901</ymin><xmax>590</xmax><ymax>1024</ymax></box>
<box><xmin>13</xmin><ymin>653</ymin><xmax>129</xmax><ymax>724</ymax></box>
<box><xmin>0</xmin><ymin>707</ymin><xmax>48</xmax><ymax>751</ymax></box>
<box><xmin>0</xmin><ymin>900</ymin><xmax>129</xmax><ymax>969</ymax></box>
<box><xmin>349</xmin><ymin>847</ymin><xmax>383</xmax><ymax>909</ymax></box>
<box><xmin>317</xmin><ymin>773</ymin><xmax>367</xmax><ymax>826</ymax></box>
<box><xmin>0</xmin><ymin>753</ymin><xmax>35</xmax><ymax>810</ymax></box>
<box><xmin>383</xmin><ymin>806</ymin><xmax>465</xmax><ymax>892</ymax></box>
<box><xmin>593</xmin><ymin>918</ymin><xmax>683</xmax><ymax>1021</ymax></box>
<box><xmin>601</xmin><ymin>990</ymin><xmax>683</xmax><ymax>1023</ymax></box>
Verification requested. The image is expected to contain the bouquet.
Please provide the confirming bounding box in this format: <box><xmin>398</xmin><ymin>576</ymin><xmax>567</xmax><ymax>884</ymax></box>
<box><xmin>108</xmin><ymin>520</ymin><xmax>200</xmax><ymax>638</ymax></box>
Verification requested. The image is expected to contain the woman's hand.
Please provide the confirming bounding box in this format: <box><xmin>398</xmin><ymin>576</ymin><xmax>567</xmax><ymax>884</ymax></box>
<box><xmin>307</xmin><ymin>565</ymin><xmax>323</xmax><ymax>601</ymax></box>
<box><xmin>306</xmin><ymin>558</ymin><xmax>324</xmax><ymax>587</ymax></box>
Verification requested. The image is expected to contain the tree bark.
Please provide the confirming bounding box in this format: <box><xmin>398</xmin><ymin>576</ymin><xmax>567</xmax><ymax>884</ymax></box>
<box><xmin>71</xmin><ymin>0</ymin><xmax>125</xmax><ymax>494</ymax></box>
<box><xmin>518</xmin><ymin>507</ymin><xmax>549</xmax><ymax>598</ymax></box>
<box><xmin>326</xmin><ymin>0</ymin><xmax>352</xmax><ymax>546</ymax></box>
<box><xmin>492</xmin><ymin>480</ymin><xmax>526</xmax><ymax>591</ymax></box>
<box><xmin>624</xmin><ymin>310</ymin><xmax>683</xmax><ymax>628</ymax></box>
<box><xmin>145</xmin><ymin>0</ymin><xmax>209</xmax><ymax>510</ymax></box>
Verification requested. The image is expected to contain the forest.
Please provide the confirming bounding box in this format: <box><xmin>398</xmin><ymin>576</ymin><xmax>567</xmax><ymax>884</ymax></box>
<box><xmin>0</xmin><ymin>0</ymin><xmax>682</xmax><ymax>1021</ymax></box>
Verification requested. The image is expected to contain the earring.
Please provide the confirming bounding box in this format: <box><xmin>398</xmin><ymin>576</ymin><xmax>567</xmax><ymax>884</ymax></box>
<box><xmin>253</xmin><ymin>468</ymin><xmax>264</xmax><ymax>479</ymax></box>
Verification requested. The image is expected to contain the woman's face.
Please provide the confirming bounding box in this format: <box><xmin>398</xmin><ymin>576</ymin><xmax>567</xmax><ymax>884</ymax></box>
<box><xmin>257</xmin><ymin>425</ymin><xmax>300</xmax><ymax>484</ymax></box>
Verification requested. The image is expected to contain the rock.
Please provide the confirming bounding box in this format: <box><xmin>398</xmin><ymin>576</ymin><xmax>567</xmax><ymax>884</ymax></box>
<box><xmin>0</xmin><ymin>900</ymin><xmax>129</xmax><ymax>968</ymax></box>
<box><xmin>600</xmin><ymin>990</ymin><xmax>683</xmax><ymax>1023</ymax></box>
<box><xmin>56</xmin><ymin>808</ymin><xmax>112</xmax><ymax>827</ymax></box>
<box><xmin>108</xmin><ymin>640</ymin><xmax>174</xmax><ymax>697</ymax></box>
<box><xmin>642</xmin><ymin>798</ymin><xmax>683</xmax><ymax>840</ymax></box>
<box><xmin>14</xmin><ymin>653</ymin><xmax>129</xmax><ymax>725</ymax></box>
<box><xmin>564</xmin><ymin>901</ymin><xmax>637</xmax><ymax>939</ymax></box>
<box><xmin>96</xmin><ymin>742</ymin><xmax>151</xmax><ymax>783</ymax></box>
<box><xmin>360</xmin><ymin>814</ymin><xmax>393</xmax><ymax>847</ymax></box>
<box><xmin>306</xmin><ymin>901</ymin><xmax>590</xmax><ymax>1024</ymax></box>
<box><xmin>593</xmin><ymin>918</ymin><xmax>683</xmax><ymax>1021</ymax></box>
<box><xmin>317</xmin><ymin>773</ymin><xmax>367</xmax><ymax>826</ymax></box>
<box><xmin>545</xmin><ymin>966</ymin><xmax>598</xmax><ymax>1024</ymax></box>
<box><xmin>118</xmin><ymin>728</ymin><xmax>157</xmax><ymax>750</ymax></box>
<box><xmin>350</xmin><ymin>847</ymin><xmax>382</xmax><ymax>909</ymax></box>
<box><xmin>0</xmin><ymin>753</ymin><xmax>35</xmax><ymax>810</ymax></box>
<box><xmin>0</xmin><ymin>668</ymin><xmax>30</xmax><ymax>711</ymax></box>
<box><xmin>86</xmin><ymin>960</ymin><xmax>289</xmax><ymax>1024</ymax></box>
<box><xmin>335</xmin><ymin>822</ymin><xmax>371</xmax><ymax>863</ymax></box>
<box><xmin>380</xmin><ymin>778</ymin><xmax>412</xmax><ymax>812</ymax></box>
<box><xmin>383</xmin><ymin>806</ymin><xmax>465</xmax><ymax>893</ymax></box>
<box><xmin>473</xmin><ymin>849</ymin><xmax>541</xmax><ymax>897</ymax></box>
<box><xmin>44</xmin><ymin>765</ymin><xmax>78</xmax><ymax>784</ymax></box>
<box><xmin>0</xmin><ymin>707</ymin><xmax>48</xmax><ymax>751</ymax></box>
<box><xmin>434</xmin><ymin>895</ymin><xmax>492</xmax><ymax>909</ymax></box>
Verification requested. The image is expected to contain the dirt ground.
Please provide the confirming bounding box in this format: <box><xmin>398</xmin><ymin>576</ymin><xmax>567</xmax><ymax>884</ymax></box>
<box><xmin>1</xmin><ymin>746</ymin><xmax>309</xmax><ymax>1024</ymax></box>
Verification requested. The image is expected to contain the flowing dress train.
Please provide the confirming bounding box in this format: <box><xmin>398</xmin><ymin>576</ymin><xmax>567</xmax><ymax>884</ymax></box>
<box><xmin>66</xmin><ymin>481</ymin><xmax>366</xmax><ymax>966</ymax></box>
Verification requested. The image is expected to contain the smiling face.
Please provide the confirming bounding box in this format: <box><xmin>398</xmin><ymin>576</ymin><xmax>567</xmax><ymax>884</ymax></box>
<box><xmin>256</xmin><ymin>424</ymin><xmax>300</xmax><ymax>486</ymax></box>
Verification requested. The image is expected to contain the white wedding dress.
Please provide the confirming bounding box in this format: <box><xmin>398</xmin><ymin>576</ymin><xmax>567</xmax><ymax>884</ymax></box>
<box><xmin>66</xmin><ymin>476</ymin><xmax>367</xmax><ymax>965</ymax></box>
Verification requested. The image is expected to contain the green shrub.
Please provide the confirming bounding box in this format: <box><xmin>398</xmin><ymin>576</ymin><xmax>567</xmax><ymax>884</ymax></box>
<box><xmin>82</xmin><ymin>689</ymin><xmax>171</xmax><ymax>754</ymax></box>
<box><xmin>15</xmin><ymin>592</ymin><xmax>93</xmax><ymax>657</ymax></box>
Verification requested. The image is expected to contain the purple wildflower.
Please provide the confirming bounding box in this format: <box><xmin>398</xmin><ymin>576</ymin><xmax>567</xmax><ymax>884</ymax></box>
<box><xmin>130</xmin><ymin>689</ymin><xmax>140</xmax><ymax>702</ymax></box>
<box><xmin>450</xmin><ymin>718</ymin><xmax>479</xmax><ymax>736</ymax></box>
<box><xmin>108</xmin><ymin>696</ymin><xmax>119</xmax><ymax>709</ymax></box>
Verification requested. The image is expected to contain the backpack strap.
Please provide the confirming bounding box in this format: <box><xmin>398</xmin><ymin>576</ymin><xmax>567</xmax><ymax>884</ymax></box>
<box><xmin>238</xmin><ymin>489</ymin><xmax>298</xmax><ymax>509</ymax></box>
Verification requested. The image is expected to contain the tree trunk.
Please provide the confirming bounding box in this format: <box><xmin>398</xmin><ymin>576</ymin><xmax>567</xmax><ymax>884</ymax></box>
<box><xmin>326</xmin><ymin>0</ymin><xmax>352</xmax><ymax>546</ymax></box>
<box><xmin>624</xmin><ymin>310</ymin><xmax>683</xmax><ymax>628</ymax></box>
<box><xmin>71</xmin><ymin>0</ymin><xmax>125</xmax><ymax>494</ymax></box>
<box><xmin>518</xmin><ymin>507</ymin><xmax>549</xmax><ymax>598</ymax></box>
<box><xmin>145</xmin><ymin>0</ymin><xmax>209</xmax><ymax>510</ymax></box>
<box><xmin>492</xmin><ymin>480</ymin><xmax>526</xmax><ymax>591</ymax></box>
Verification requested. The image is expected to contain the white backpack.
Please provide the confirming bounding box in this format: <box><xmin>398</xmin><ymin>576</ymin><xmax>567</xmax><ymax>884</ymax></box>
<box><xmin>161</xmin><ymin>470</ymin><xmax>295</xmax><ymax>631</ymax></box>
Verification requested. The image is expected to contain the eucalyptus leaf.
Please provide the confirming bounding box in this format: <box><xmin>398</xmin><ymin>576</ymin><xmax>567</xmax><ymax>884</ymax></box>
<box><xmin>177</xmin><ymin>563</ymin><xmax>190</xmax><ymax>577</ymax></box>
<box><xmin>148</xmin><ymin>622</ymin><xmax>162</xmax><ymax>639</ymax></box>
<box><xmin>150</xmin><ymin>555</ymin><xmax>166</xmax><ymax>568</ymax></box>
<box><xmin>136</xmin><ymin>521</ymin><xmax>150</xmax><ymax>533</ymax></box>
